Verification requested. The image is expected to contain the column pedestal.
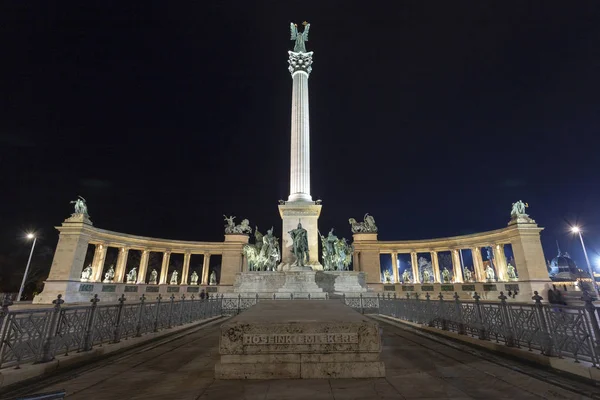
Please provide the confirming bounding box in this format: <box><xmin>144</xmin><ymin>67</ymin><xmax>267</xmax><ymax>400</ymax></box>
<box><xmin>279</xmin><ymin>202</ymin><xmax>322</xmax><ymax>270</ymax></box>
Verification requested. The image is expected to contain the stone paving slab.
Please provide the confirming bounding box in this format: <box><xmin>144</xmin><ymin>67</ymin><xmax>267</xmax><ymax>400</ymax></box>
<box><xmin>3</xmin><ymin>313</ymin><xmax>600</xmax><ymax>399</ymax></box>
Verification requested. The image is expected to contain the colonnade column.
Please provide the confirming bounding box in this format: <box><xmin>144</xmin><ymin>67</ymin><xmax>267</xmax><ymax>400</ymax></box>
<box><xmin>159</xmin><ymin>251</ymin><xmax>171</xmax><ymax>284</ymax></box>
<box><xmin>137</xmin><ymin>250</ymin><xmax>149</xmax><ymax>284</ymax></box>
<box><xmin>201</xmin><ymin>253</ymin><xmax>211</xmax><ymax>285</ymax></box>
<box><xmin>181</xmin><ymin>252</ymin><xmax>191</xmax><ymax>285</ymax></box>
<box><xmin>411</xmin><ymin>252</ymin><xmax>420</xmax><ymax>283</ymax></box>
<box><xmin>431</xmin><ymin>251</ymin><xmax>440</xmax><ymax>283</ymax></box>
<box><xmin>91</xmin><ymin>244</ymin><xmax>107</xmax><ymax>282</ymax></box>
<box><xmin>115</xmin><ymin>247</ymin><xmax>129</xmax><ymax>283</ymax></box>
<box><xmin>472</xmin><ymin>247</ymin><xmax>485</xmax><ymax>282</ymax></box>
<box><xmin>452</xmin><ymin>249</ymin><xmax>463</xmax><ymax>283</ymax></box>
<box><xmin>391</xmin><ymin>253</ymin><xmax>399</xmax><ymax>283</ymax></box>
<box><xmin>493</xmin><ymin>244</ymin><xmax>508</xmax><ymax>281</ymax></box>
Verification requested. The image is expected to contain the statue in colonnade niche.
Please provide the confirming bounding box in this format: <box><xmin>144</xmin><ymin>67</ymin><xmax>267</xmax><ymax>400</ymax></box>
<box><xmin>441</xmin><ymin>267</ymin><xmax>451</xmax><ymax>283</ymax></box>
<box><xmin>70</xmin><ymin>195</ymin><xmax>90</xmax><ymax>217</ymax></box>
<box><xmin>463</xmin><ymin>267</ymin><xmax>473</xmax><ymax>282</ymax></box>
<box><xmin>402</xmin><ymin>269</ymin><xmax>411</xmax><ymax>283</ymax></box>
<box><xmin>485</xmin><ymin>265</ymin><xmax>496</xmax><ymax>282</ymax></box>
<box><xmin>190</xmin><ymin>271</ymin><xmax>199</xmax><ymax>285</ymax></box>
<box><xmin>423</xmin><ymin>269</ymin><xmax>431</xmax><ymax>283</ymax></box>
<box><xmin>383</xmin><ymin>269</ymin><xmax>392</xmax><ymax>283</ymax></box>
<box><xmin>223</xmin><ymin>215</ymin><xmax>253</xmax><ymax>235</ymax></box>
<box><xmin>289</xmin><ymin>222</ymin><xmax>309</xmax><ymax>267</ymax></box>
<box><xmin>348</xmin><ymin>213</ymin><xmax>378</xmax><ymax>234</ymax></box>
<box><xmin>81</xmin><ymin>264</ymin><xmax>93</xmax><ymax>281</ymax></box>
<box><xmin>103</xmin><ymin>265</ymin><xmax>115</xmax><ymax>283</ymax></box>
<box><xmin>149</xmin><ymin>269</ymin><xmax>158</xmax><ymax>285</ymax></box>
<box><xmin>127</xmin><ymin>267</ymin><xmax>137</xmax><ymax>284</ymax></box>
<box><xmin>170</xmin><ymin>270</ymin><xmax>179</xmax><ymax>285</ymax></box>
<box><xmin>209</xmin><ymin>270</ymin><xmax>217</xmax><ymax>285</ymax></box>
<box><xmin>507</xmin><ymin>263</ymin><xmax>517</xmax><ymax>280</ymax></box>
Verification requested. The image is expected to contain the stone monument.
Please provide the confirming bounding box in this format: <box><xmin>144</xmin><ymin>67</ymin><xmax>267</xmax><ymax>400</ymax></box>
<box><xmin>216</xmin><ymin>300</ymin><xmax>385</xmax><ymax>379</ymax></box>
<box><xmin>278</xmin><ymin>21</ymin><xmax>322</xmax><ymax>270</ymax></box>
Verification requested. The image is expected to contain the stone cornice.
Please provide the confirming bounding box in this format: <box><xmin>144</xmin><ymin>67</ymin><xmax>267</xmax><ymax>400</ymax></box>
<box><xmin>354</xmin><ymin>223</ymin><xmax>543</xmax><ymax>254</ymax></box>
<box><xmin>56</xmin><ymin>220</ymin><xmax>241</xmax><ymax>255</ymax></box>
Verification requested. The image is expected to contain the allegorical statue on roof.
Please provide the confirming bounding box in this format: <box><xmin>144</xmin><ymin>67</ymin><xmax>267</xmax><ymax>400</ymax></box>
<box><xmin>70</xmin><ymin>195</ymin><xmax>89</xmax><ymax>217</ymax></box>
<box><xmin>510</xmin><ymin>200</ymin><xmax>528</xmax><ymax>217</ymax></box>
<box><xmin>223</xmin><ymin>215</ymin><xmax>252</xmax><ymax>235</ymax></box>
<box><xmin>349</xmin><ymin>213</ymin><xmax>378</xmax><ymax>233</ymax></box>
<box><xmin>290</xmin><ymin>21</ymin><xmax>310</xmax><ymax>53</ymax></box>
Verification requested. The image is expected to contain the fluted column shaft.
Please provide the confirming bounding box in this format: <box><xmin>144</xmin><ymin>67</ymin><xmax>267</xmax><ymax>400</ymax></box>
<box><xmin>115</xmin><ymin>248</ymin><xmax>129</xmax><ymax>283</ymax></box>
<box><xmin>452</xmin><ymin>250</ymin><xmax>463</xmax><ymax>283</ymax></box>
<box><xmin>411</xmin><ymin>252</ymin><xmax>420</xmax><ymax>283</ymax></box>
<box><xmin>431</xmin><ymin>251</ymin><xmax>440</xmax><ymax>283</ymax></box>
<box><xmin>137</xmin><ymin>250</ymin><xmax>149</xmax><ymax>284</ymax></box>
<box><xmin>91</xmin><ymin>244</ymin><xmax>107</xmax><ymax>282</ymax></box>
<box><xmin>288</xmin><ymin>70</ymin><xmax>312</xmax><ymax>202</ymax></box>
<box><xmin>472</xmin><ymin>248</ymin><xmax>485</xmax><ymax>282</ymax></box>
<box><xmin>493</xmin><ymin>244</ymin><xmax>508</xmax><ymax>281</ymax></box>
<box><xmin>159</xmin><ymin>252</ymin><xmax>171</xmax><ymax>284</ymax></box>
<box><xmin>391</xmin><ymin>253</ymin><xmax>399</xmax><ymax>283</ymax></box>
<box><xmin>181</xmin><ymin>252</ymin><xmax>191</xmax><ymax>285</ymax></box>
<box><xmin>201</xmin><ymin>254</ymin><xmax>211</xmax><ymax>285</ymax></box>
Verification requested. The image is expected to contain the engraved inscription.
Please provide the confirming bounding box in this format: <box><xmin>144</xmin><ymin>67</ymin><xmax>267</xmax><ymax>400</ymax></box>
<box><xmin>243</xmin><ymin>333</ymin><xmax>358</xmax><ymax>345</ymax></box>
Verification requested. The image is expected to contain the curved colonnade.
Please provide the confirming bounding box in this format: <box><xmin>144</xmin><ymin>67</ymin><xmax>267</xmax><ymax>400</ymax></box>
<box><xmin>34</xmin><ymin>213</ymin><xmax>548</xmax><ymax>304</ymax></box>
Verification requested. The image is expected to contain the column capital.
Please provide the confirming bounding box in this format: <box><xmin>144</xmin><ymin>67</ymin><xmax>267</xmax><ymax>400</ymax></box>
<box><xmin>288</xmin><ymin>51</ymin><xmax>313</xmax><ymax>76</ymax></box>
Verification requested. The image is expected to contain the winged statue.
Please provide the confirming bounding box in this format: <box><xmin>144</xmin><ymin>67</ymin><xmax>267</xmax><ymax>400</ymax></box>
<box><xmin>290</xmin><ymin>21</ymin><xmax>310</xmax><ymax>52</ymax></box>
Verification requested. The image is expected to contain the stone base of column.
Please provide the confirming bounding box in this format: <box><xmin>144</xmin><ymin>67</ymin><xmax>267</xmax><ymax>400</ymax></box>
<box><xmin>279</xmin><ymin>201</ymin><xmax>322</xmax><ymax>268</ymax></box>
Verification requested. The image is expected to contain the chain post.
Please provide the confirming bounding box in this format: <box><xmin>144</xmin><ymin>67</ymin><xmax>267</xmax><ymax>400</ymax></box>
<box><xmin>454</xmin><ymin>292</ymin><xmax>465</xmax><ymax>335</ymax></box>
<box><xmin>342</xmin><ymin>293</ymin><xmax>346</xmax><ymax>306</ymax></box>
<box><xmin>290</xmin><ymin>293</ymin><xmax>294</xmax><ymax>300</ymax></box>
<box><xmin>82</xmin><ymin>294</ymin><xmax>99</xmax><ymax>351</ymax></box>
<box><xmin>582</xmin><ymin>291</ymin><xmax>600</xmax><ymax>365</ymax></box>
<box><xmin>438</xmin><ymin>293</ymin><xmax>448</xmax><ymax>330</ymax></box>
<box><xmin>0</xmin><ymin>294</ymin><xmax>13</xmax><ymax>331</ymax></box>
<box><xmin>190</xmin><ymin>294</ymin><xmax>195</xmax><ymax>322</ymax></box>
<box><xmin>112</xmin><ymin>294</ymin><xmax>126</xmax><ymax>343</ymax></box>
<box><xmin>532</xmin><ymin>291</ymin><xmax>555</xmax><ymax>356</ymax></box>
<box><xmin>237</xmin><ymin>294</ymin><xmax>241</xmax><ymax>315</ymax></box>
<box><xmin>325</xmin><ymin>292</ymin><xmax>329</xmax><ymax>300</ymax></box>
<box><xmin>135</xmin><ymin>294</ymin><xmax>146</xmax><ymax>337</ymax></box>
<box><xmin>423</xmin><ymin>292</ymin><xmax>431</xmax><ymax>326</ymax></box>
<box><xmin>498</xmin><ymin>292</ymin><xmax>514</xmax><ymax>346</ymax></box>
<box><xmin>360</xmin><ymin>293</ymin><xmax>364</xmax><ymax>314</ymax></box>
<box><xmin>40</xmin><ymin>294</ymin><xmax>65</xmax><ymax>362</ymax></box>
<box><xmin>178</xmin><ymin>294</ymin><xmax>185</xmax><ymax>325</ymax></box>
<box><xmin>308</xmin><ymin>293</ymin><xmax>311</xmax><ymax>300</ymax></box>
<box><xmin>154</xmin><ymin>294</ymin><xmax>162</xmax><ymax>332</ymax></box>
<box><xmin>473</xmin><ymin>292</ymin><xmax>487</xmax><ymax>340</ymax></box>
<box><xmin>167</xmin><ymin>294</ymin><xmax>175</xmax><ymax>328</ymax></box>
<box><xmin>393</xmin><ymin>292</ymin><xmax>397</xmax><ymax>300</ymax></box>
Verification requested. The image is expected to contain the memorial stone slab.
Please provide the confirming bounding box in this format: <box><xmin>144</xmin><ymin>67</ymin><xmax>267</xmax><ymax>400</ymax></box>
<box><xmin>216</xmin><ymin>300</ymin><xmax>385</xmax><ymax>379</ymax></box>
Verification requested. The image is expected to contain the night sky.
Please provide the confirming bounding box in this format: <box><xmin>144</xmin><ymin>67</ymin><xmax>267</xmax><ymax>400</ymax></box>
<box><xmin>2</xmin><ymin>2</ymin><xmax>600</xmax><ymax>271</ymax></box>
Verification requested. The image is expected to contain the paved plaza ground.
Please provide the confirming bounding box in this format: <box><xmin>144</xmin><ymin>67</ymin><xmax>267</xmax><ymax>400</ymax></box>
<box><xmin>4</xmin><ymin>316</ymin><xmax>600</xmax><ymax>400</ymax></box>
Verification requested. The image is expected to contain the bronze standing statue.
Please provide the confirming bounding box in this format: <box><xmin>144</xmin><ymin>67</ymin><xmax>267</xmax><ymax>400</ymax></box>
<box><xmin>289</xmin><ymin>222</ymin><xmax>309</xmax><ymax>267</ymax></box>
<box><xmin>290</xmin><ymin>21</ymin><xmax>310</xmax><ymax>53</ymax></box>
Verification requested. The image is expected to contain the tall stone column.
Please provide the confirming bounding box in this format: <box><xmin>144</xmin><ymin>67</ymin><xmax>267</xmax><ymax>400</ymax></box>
<box><xmin>472</xmin><ymin>248</ymin><xmax>485</xmax><ymax>282</ymax></box>
<box><xmin>115</xmin><ymin>247</ymin><xmax>129</xmax><ymax>283</ymax></box>
<box><xmin>159</xmin><ymin>251</ymin><xmax>171</xmax><ymax>284</ymax></box>
<box><xmin>431</xmin><ymin>251</ymin><xmax>440</xmax><ymax>283</ymax></box>
<box><xmin>452</xmin><ymin>250</ymin><xmax>463</xmax><ymax>283</ymax></box>
<box><xmin>91</xmin><ymin>244</ymin><xmax>107</xmax><ymax>282</ymax></box>
<box><xmin>287</xmin><ymin>51</ymin><xmax>313</xmax><ymax>202</ymax></box>
<box><xmin>493</xmin><ymin>244</ymin><xmax>508</xmax><ymax>281</ymax></box>
<box><xmin>411</xmin><ymin>252</ymin><xmax>420</xmax><ymax>284</ymax></box>
<box><xmin>181</xmin><ymin>252</ymin><xmax>191</xmax><ymax>285</ymax></box>
<box><xmin>137</xmin><ymin>250</ymin><xmax>149</xmax><ymax>284</ymax></box>
<box><xmin>391</xmin><ymin>253</ymin><xmax>399</xmax><ymax>283</ymax></box>
<box><xmin>201</xmin><ymin>253</ymin><xmax>211</xmax><ymax>285</ymax></box>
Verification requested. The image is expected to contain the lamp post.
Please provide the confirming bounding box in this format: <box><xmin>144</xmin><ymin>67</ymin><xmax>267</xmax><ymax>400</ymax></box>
<box><xmin>571</xmin><ymin>226</ymin><xmax>599</xmax><ymax>299</ymax></box>
<box><xmin>17</xmin><ymin>233</ymin><xmax>37</xmax><ymax>302</ymax></box>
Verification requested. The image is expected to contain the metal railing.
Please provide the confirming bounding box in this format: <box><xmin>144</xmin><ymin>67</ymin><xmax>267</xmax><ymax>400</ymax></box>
<box><xmin>377</xmin><ymin>291</ymin><xmax>600</xmax><ymax>366</ymax></box>
<box><xmin>0</xmin><ymin>293</ymin><xmax>222</xmax><ymax>369</ymax></box>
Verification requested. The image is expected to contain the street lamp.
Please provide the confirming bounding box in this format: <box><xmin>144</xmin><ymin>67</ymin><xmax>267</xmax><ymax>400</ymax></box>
<box><xmin>571</xmin><ymin>226</ymin><xmax>600</xmax><ymax>299</ymax></box>
<box><xmin>17</xmin><ymin>233</ymin><xmax>37</xmax><ymax>302</ymax></box>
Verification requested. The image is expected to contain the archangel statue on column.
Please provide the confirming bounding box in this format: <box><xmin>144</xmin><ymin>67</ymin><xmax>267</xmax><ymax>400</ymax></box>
<box><xmin>290</xmin><ymin>21</ymin><xmax>310</xmax><ymax>52</ymax></box>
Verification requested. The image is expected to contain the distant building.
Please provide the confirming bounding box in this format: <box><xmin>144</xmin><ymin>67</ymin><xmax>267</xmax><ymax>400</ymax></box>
<box><xmin>547</xmin><ymin>243</ymin><xmax>589</xmax><ymax>281</ymax></box>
